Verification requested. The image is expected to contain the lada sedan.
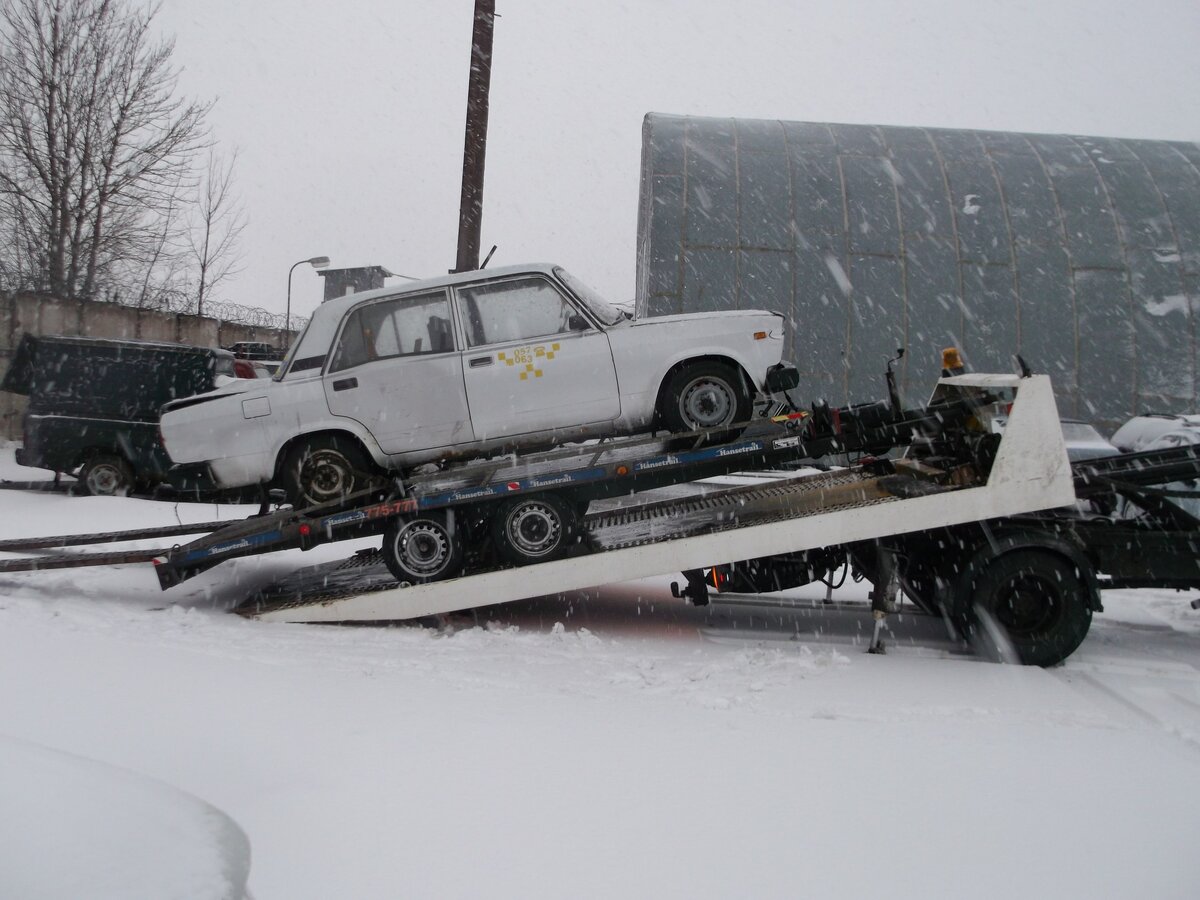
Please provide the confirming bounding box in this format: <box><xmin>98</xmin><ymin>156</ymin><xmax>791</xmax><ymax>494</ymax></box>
<box><xmin>160</xmin><ymin>264</ymin><xmax>796</xmax><ymax>506</ymax></box>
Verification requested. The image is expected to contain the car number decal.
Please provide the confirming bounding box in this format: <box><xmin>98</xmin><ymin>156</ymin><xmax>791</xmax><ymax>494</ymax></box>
<box><xmin>497</xmin><ymin>343</ymin><xmax>561</xmax><ymax>381</ymax></box>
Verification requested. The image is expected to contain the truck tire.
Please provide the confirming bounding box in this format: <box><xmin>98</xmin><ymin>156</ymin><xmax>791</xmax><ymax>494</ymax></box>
<box><xmin>381</xmin><ymin>511</ymin><xmax>464</xmax><ymax>584</ymax></box>
<box><xmin>966</xmin><ymin>549</ymin><xmax>1092</xmax><ymax>667</ymax></box>
<box><xmin>491</xmin><ymin>494</ymin><xmax>579</xmax><ymax>566</ymax></box>
<box><xmin>658</xmin><ymin>361</ymin><xmax>752</xmax><ymax>444</ymax></box>
<box><xmin>281</xmin><ymin>435</ymin><xmax>372</xmax><ymax>508</ymax></box>
<box><xmin>78</xmin><ymin>454</ymin><xmax>134</xmax><ymax>497</ymax></box>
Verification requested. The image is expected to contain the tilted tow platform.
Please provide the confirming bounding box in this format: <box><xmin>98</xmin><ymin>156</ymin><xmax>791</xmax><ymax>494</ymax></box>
<box><xmin>221</xmin><ymin>374</ymin><xmax>1076</xmax><ymax>634</ymax></box>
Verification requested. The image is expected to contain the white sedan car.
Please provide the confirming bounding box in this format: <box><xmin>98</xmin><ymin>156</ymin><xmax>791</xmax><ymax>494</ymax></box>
<box><xmin>161</xmin><ymin>264</ymin><xmax>796</xmax><ymax>506</ymax></box>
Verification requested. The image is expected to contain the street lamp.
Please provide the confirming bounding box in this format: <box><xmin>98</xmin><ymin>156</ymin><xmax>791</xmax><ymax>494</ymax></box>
<box><xmin>286</xmin><ymin>255</ymin><xmax>331</xmax><ymax>339</ymax></box>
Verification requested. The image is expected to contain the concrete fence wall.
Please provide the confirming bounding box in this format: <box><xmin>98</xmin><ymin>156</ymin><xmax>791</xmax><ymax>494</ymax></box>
<box><xmin>0</xmin><ymin>292</ymin><xmax>292</xmax><ymax>441</ymax></box>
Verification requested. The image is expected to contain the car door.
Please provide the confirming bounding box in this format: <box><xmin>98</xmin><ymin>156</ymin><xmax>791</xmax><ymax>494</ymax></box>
<box><xmin>455</xmin><ymin>275</ymin><xmax>620</xmax><ymax>442</ymax></box>
<box><xmin>324</xmin><ymin>290</ymin><xmax>474</xmax><ymax>455</ymax></box>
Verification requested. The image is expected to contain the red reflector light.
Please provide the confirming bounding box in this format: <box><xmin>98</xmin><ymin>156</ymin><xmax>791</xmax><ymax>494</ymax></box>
<box><xmin>616</xmin><ymin>465</ymin><xmax>629</xmax><ymax>476</ymax></box>
<box><xmin>299</xmin><ymin>524</ymin><xmax>311</xmax><ymax>536</ymax></box>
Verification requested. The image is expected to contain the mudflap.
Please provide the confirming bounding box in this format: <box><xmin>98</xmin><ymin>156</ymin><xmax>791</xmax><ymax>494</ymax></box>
<box><xmin>671</xmin><ymin>569</ymin><xmax>710</xmax><ymax>606</ymax></box>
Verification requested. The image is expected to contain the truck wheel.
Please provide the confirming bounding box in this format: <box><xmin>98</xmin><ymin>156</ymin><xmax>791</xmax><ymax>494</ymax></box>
<box><xmin>381</xmin><ymin>512</ymin><xmax>464</xmax><ymax>584</ymax></box>
<box><xmin>967</xmin><ymin>550</ymin><xmax>1092</xmax><ymax>667</ymax></box>
<box><xmin>658</xmin><ymin>361</ymin><xmax>752</xmax><ymax>443</ymax></box>
<box><xmin>281</xmin><ymin>435</ymin><xmax>372</xmax><ymax>508</ymax></box>
<box><xmin>78</xmin><ymin>454</ymin><xmax>134</xmax><ymax>497</ymax></box>
<box><xmin>491</xmin><ymin>494</ymin><xmax>579</xmax><ymax>566</ymax></box>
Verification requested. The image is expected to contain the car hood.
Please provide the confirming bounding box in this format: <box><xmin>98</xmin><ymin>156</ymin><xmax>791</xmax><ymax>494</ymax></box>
<box><xmin>628</xmin><ymin>309</ymin><xmax>782</xmax><ymax>328</ymax></box>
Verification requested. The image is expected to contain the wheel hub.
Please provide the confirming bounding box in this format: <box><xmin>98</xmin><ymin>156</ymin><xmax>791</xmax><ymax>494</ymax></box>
<box><xmin>87</xmin><ymin>465</ymin><xmax>121</xmax><ymax>495</ymax></box>
<box><xmin>507</xmin><ymin>503</ymin><xmax>561</xmax><ymax>557</ymax></box>
<box><xmin>681</xmin><ymin>379</ymin><xmax>734</xmax><ymax>428</ymax></box>
<box><xmin>397</xmin><ymin>521</ymin><xmax>451</xmax><ymax>575</ymax></box>
<box><xmin>996</xmin><ymin>574</ymin><xmax>1060</xmax><ymax>635</ymax></box>
<box><xmin>302</xmin><ymin>450</ymin><xmax>351</xmax><ymax>501</ymax></box>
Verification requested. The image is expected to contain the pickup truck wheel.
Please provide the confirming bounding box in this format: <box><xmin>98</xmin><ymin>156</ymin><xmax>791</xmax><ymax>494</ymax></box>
<box><xmin>282</xmin><ymin>436</ymin><xmax>371</xmax><ymax>508</ymax></box>
<box><xmin>491</xmin><ymin>494</ymin><xmax>579</xmax><ymax>566</ymax></box>
<box><xmin>659</xmin><ymin>362</ymin><xmax>752</xmax><ymax>443</ymax></box>
<box><xmin>965</xmin><ymin>550</ymin><xmax>1092</xmax><ymax>667</ymax></box>
<box><xmin>381</xmin><ymin>511</ymin><xmax>464</xmax><ymax>584</ymax></box>
<box><xmin>78</xmin><ymin>454</ymin><xmax>134</xmax><ymax>497</ymax></box>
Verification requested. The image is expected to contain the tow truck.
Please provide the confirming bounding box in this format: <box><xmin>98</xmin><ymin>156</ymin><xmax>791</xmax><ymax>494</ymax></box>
<box><xmin>3</xmin><ymin>362</ymin><xmax>1198</xmax><ymax>666</ymax></box>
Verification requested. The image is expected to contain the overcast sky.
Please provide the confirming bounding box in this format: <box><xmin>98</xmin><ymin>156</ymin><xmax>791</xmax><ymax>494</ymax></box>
<box><xmin>155</xmin><ymin>0</ymin><xmax>1200</xmax><ymax>323</ymax></box>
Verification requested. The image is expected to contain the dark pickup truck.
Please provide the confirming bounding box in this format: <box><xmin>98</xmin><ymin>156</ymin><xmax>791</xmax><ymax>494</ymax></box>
<box><xmin>1</xmin><ymin>334</ymin><xmax>235</xmax><ymax>495</ymax></box>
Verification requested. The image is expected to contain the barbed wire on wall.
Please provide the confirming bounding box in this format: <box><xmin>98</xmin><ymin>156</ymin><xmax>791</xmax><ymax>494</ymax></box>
<box><xmin>100</xmin><ymin>288</ymin><xmax>307</xmax><ymax>332</ymax></box>
<box><xmin>198</xmin><ymin>300</ymin><xmax>306</xmax><ymax>331</ymax></box>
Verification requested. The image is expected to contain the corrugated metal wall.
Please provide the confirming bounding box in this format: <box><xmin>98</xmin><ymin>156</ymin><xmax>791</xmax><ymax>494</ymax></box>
<box><xmin>636</xmin><ymin>114</ymin><xmax>1200</xmax><ymax>428</ymax></box>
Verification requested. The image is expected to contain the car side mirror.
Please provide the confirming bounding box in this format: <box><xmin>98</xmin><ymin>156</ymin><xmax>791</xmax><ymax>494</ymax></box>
<box><xmin>567</xmin><ymin>314</ymin><xmax>590</xmax><ymax>332</ymax></box>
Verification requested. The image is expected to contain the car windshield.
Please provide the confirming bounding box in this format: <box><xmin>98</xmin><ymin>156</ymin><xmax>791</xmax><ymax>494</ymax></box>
<box><xmin>554</xmin><ymin>267</ymin><xmax>627</xmax><ymax>326</ymax></box>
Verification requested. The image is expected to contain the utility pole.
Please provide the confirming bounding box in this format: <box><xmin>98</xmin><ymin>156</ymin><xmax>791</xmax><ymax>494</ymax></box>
<box><xmin>453</xmin><ymin>0</ymin><xmax>496</xmax><ymax>274</ymax></box>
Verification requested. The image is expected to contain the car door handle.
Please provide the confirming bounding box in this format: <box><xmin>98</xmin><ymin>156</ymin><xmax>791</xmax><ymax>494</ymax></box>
<box><xmin>469</xmin><ymin>356</ymin><xmax>493</xmax><ymax>368</ymax></box>
<box><xmin>332</xmin><ymin>377</ymin><xmax>358</xmax><ymax>391</ymax></box>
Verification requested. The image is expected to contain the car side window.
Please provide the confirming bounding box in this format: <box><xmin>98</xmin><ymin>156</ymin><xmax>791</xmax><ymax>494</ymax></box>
<box><xmin>330</xmin><ymin>292</ymin><xmax>455</xmax><ymax>372</ymax></box>
<box><xmin>458</xmin><ymin>277</ymin><xmax>583</xmax><ymax>348</ymax></box>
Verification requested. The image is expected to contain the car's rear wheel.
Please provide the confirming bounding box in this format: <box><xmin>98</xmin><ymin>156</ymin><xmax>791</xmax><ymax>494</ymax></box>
<box><xmin>77</xmin><ymin>454</ymin><xmax>134</xmax><ymax>497</ymax></box>
<box><xmin>658</xmin><ymin>361</ymin><xmax>752</xmax><ymax>444</ymax></box>
<box><xmin>281</xmin><ymin>435</ymin><xmax>373</xmax><ymax>508</ymax></box>
<box><xmin>381</xmin><ymin>511</ymin><xmax>465</xmax><ymax>584</ymax></box>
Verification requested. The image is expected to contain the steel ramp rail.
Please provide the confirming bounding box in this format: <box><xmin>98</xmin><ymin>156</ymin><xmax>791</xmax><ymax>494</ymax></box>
<box><xmin>0</xmin><ymin>520</ymin><xmax>231</xmax><ymax>574</ymax></box>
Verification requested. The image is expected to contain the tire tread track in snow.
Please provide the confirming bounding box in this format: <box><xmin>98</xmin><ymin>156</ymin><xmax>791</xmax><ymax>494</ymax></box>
<box><xmin>1057</xmin><ymin>665</ymin><xmax>1200</xmax><ymax>753</ymax></box>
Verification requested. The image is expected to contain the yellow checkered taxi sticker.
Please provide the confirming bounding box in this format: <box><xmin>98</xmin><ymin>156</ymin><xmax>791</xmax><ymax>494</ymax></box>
<box><xmin>496</xmin><ymin>343</ymin><xmax>561</xmax><ymax>380</ymax></box>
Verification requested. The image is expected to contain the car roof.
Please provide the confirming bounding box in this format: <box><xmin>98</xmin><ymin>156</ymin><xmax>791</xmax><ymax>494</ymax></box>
<box><xmin>281</xmin><ymin>264</ymin><xmax>570</xmax><ymax>377</ymax></box>
<box><xmin>315</xmin><ymin>263</ymin><xmax>562</xmax><ymax>319</ymax></box>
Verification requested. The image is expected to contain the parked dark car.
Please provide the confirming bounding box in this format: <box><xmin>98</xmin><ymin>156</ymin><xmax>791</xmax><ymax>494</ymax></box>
<box><xmin>225</xmin><ymin>341</ymin><xmax>284</xmax><ymax>361</ymax></box>
<box><xmin>1</xmin><ymin>334</ymin><xmax>235</xmax><ymax>495</ymax></box>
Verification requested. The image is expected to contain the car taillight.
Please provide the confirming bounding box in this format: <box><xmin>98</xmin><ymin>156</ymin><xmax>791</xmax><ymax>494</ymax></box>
<box><xmin>234</xmin><ymin>360</ymin><xmax>256</xmax><ymax>379</ymax></box>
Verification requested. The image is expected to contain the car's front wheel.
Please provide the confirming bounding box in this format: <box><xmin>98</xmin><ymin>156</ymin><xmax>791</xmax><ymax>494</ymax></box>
<box><xmin>658</xmin><ymin>361</ymin><xmax>752</xmax><ymax>444</ymax></box>
<box><xmin>280</xmin><ymin>435</ymin><xmax>373</xmax><ymax>508</ymax></box>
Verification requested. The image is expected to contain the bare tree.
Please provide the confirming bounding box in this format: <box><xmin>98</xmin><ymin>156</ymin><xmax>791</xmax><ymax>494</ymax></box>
<box><xmin>0</xmin><ymin>0</ymin><xmax>211</xmax><ymax>300</ymax></box>
<box><xmin>131</xmin><ymin>167</ymin><xmax>187</xmax><ymax>309</ymax></box>
<box><xmin>188</xmin><ymin>148</ymin><xmax>245</xmax><ymax>316</ymax></box>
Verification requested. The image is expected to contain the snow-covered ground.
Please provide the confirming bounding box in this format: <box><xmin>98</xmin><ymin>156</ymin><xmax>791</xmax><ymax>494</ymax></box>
<box><xmin>2</xmin><ymin>445</ymin><xmax>1199</xmax><ymax>898</ymax></box>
